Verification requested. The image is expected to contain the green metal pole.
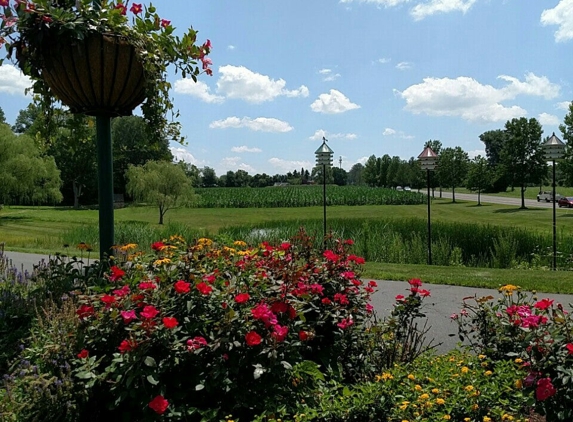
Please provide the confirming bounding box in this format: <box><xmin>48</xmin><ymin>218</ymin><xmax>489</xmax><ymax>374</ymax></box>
<box><xmin>96</xmin><ymin>116</ymin><xmax>114</xmax><ymax>260</ymax></box>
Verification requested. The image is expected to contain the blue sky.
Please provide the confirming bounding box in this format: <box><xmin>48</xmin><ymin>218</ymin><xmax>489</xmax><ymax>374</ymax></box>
<box><xmin>1</xmin><ymin>0</ymin><xmax>572</xmax><ymax>176</ymax></box>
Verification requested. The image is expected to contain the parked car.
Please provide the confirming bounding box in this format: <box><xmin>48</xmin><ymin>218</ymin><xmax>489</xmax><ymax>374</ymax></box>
<box><xmin>396</xmin><ymin>186</ymin><xmax>403</xmax><ymax>191</ymax></box>
<box><xmin>404</xmin><ymin>186</ymin><xmax>412</xmax><ymax>191</ymax></box>
<box><xmin>558</xmin><ymin>197</ymin><xmax>573</xmax><ymax>208</ymax></box>
<box><xmin>537</xmin><ymin>191</ymin><xmax>563</xmax><ymax>202</ymax></box>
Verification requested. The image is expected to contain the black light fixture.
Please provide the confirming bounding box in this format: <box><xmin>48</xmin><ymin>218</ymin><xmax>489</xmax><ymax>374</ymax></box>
<box><xmin>315</xmin><ymin>137</ymin><xmax>334</xmax><ymax>249</ymax></box>
<box><xmin>418</xmin><ymin>146</ymin><xmax>438</xmax><ymax>265</ymax></box>
<box><xmin>542</xmin><ymin>132</ymin><xmax>566</xmax><ymax>271</ymax></box>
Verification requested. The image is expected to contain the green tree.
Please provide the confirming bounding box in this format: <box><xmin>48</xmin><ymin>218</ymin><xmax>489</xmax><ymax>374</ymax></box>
<box><xmin>0</xmin><ymin>106</ymin><xmax>5</xmax><ymax>125</ymax></box>
<box><xmin>502</xmin><ymin>117</ymin><xmax>547</xmax><ymax>209</ymax></box>
<box><xmin>466</xmin><ymin>155</ymin><xmax>492</xmax><ymax>206</ymax></box>
<box><xmin>362</xmin><ymin>155</ymin><xmax>379</xmax><ymax>187</ymax></box>
<box><xmin>347</xmin><ymin>163</ymin><xmax>364</xmax><ymax>185</ymax></box>
<box><xmin>436</xmin><ymin>147</ymin><xmax>469</xmax><ymax>203</ymax></box>
<box><xmin>125</xmin><ymin>161</ymin><xmax>194</xmax><ymax>224</ymax></box>
<box><xmin>201</xmin><ymin>166</ymin><xmax>218</xmax><ymax>187</ymax></box>
<box><xmin>47</xmin><ymin>114</ymin><xmax>98</xmax><ymax>209</ymax></box>
<box><xmin>0</xmin><ymin>125</ymin><xmax>62</xmax><ymax>205</ymax></box>
<box><xmin>559</xmin><ymin>102</ymin><xmax>573</xmax><ymax>186</ymax></box>
<box><xmin>479</xmin><ymin>129</ymin><xmax>510</xmax><ymax>192</ymax></box>
<box><xmin>112</xmin><ymin>116</ymin><xmax>173</xmax><ymax>195</ymax></box>
<box><xmin>332</xmin><ymin>167</ymin><xmax>348</xmax><ymax>186</ymax></box>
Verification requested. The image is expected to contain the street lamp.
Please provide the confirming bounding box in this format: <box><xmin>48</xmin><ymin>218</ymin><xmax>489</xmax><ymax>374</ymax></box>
<box><xmin>418</xmin><ymin>146</ymin><xmax>438</xmax><ymax>265</ymax></box>
<box><xmin>315</xmin><ymin>137</ymin><xmax>334</xmax><ymax>249</ymax></box>
<box><xmin>542</xmin><ymin>132</ymin><xmax>566</xmax><ymax>271</ymax></box>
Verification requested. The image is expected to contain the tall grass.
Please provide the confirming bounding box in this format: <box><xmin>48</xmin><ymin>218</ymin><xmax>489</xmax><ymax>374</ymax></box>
<box><xmin>61</xmin><ymin>217</ymin><xmax>572</xmax><ymax>269</ymax></box>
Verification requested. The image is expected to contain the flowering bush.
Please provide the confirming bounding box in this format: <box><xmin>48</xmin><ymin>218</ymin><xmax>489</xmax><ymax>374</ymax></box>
<box><xmin>454</xmin><ymin>284</ymin><xmax>573</xmax><ymax>421</ymax></box>
<box><xmin>61</xmin><ymin>229</ymin><xmax>414</xmax><ymax>420</ymax></box>
<box><xmin>0</xmin><ymin>0</ymin><xmax>211</xmax><ymax>140</ymax></box>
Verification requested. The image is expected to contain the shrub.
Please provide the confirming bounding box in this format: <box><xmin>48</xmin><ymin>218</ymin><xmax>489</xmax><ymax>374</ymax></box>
<box><xmin>454</xmin><ymin>285</ymin><xmax>573</xmax><ymax>421</ymax></box>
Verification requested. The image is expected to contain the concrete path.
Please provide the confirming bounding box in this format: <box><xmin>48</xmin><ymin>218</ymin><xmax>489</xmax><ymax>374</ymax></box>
<box><xmin>4</xmin><ymin>251</ymin><xmax>573</xmax><ymax>354</ymax></box>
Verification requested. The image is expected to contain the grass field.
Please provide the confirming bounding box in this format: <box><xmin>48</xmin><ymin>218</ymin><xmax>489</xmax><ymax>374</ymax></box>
<box><xmin>2</xmin><ymin>199</ymin><xmax>573</xmax><ymax>293</ymax></box>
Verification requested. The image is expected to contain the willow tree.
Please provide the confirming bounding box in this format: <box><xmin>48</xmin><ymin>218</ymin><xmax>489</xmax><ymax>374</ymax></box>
<box><xmin>125</xmin><ymin>160</ymin><xmax>194</xmax><ymax>224</ymax></box>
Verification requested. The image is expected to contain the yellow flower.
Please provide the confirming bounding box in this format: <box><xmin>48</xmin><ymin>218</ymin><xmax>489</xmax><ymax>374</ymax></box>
<box><xmin>464</xmin><ymin>419</ymin><xmax>471</xmax><ymax>422</ymax></box>
<box><xmin>499</xmin><ymin>284</ymin><xmax>519</xmax><ymax>294</ymax></box>
<box><xmin>414</xmin><ymin>384</ymin><xmax>423</xmax><ymax>391</ymax></box>
<box><xmin>402</xmin><ymin>420</ymin><xmax>409</xmax><ymax>422</ymax></box>
<box><xmin>483</xmin><ymin>417</ymin><xmax>492</xmax><ymax>422</ymax></box>
<box><xmin>484</xmin><ymin>370</ymin><xmax>493</xmax><ymax>376</ymax></box>
<box><xmin>481</xmin><ymin>362</ymin><xmax>488</xmax><ymax>368</ymax></box>
<box><xmin>436</xmin><ymin>398</ymin><xmax>445</xmax><ymax>405</ymax></box>
<box><xmin>376</xmin><ymin>372</ymin><xmax>394</xmax><ymax>382</ymax></box>
<box><xmin>465</xmin><ymin>385</ymin><xmax>474</xmax><ymax>392</ymax></box>
<box><xmin>461</xmin><ymin>366</ymin><xmax>469</xmax><ymax>374</ymax></box>
<box><xmin>419</xmin><ymin>393</ymin><xmax>430</xmax><ymax>401</ymax></box>
<box><xmin>408</xmin><ymin>374</ymin><xmax>415</xmax><ymax>380</ymax></box>
<box><xmin>478</xmin><ymin>354</ymin><xmax>486</xmax><ymax>360</ymax></box>
<box><xmin>432</xmin><ymin>388</ymin><xmax>440</xmax><ymax>394</ymax></box>
<box><xmin>472</xmin><ymin>404</ymin><xmax>479</xmax><ymax>410</ymax></box>
<box><xmin>443</xmin><ymin>415</ymin><xmax>451</xmax><ymax>420</ymax></box>
<box><xmin>515</xmin><ymin>379</ymin><xmax>523</xmax><ymax>389</ymax></box>
<box><xmin>153</xmin><ymin>258</ymin><xmax>171</xmax><ymax>266</ymax></box>
<box><xmin>502</xmin><ymin>415</ymin><xmax>515</xmax><ymax>421</ymax></box>
<box><xmin>514</xmin><ymin>358</ymin><xmax>523</xmax><ymax>364</ymax></box>
<box><xmin>399</xmin><ymin>401</ymin><xmax>409</xmax><ymax>411</ymax></box>
<box><xmin>233</xmin><ymin>240</ymin><xmax>247</xmax><ymax>247</ymax></box>
<box><xmin>198</xmin><ymin>238</ymin><xmax>213</xmax><ymax>246</ymax></box>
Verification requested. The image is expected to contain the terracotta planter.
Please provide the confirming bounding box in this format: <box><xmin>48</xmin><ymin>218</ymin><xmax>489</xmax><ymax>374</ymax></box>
<box><xmin>41</xmin><ymin>32</ymin><xmax>147</xmax><ymax>117</ymax></box>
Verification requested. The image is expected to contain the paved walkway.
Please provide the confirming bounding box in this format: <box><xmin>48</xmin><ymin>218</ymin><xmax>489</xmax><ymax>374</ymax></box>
<box><xmin>4</xmin><ymin>251</ymin><xmax>573</xmax><ymax>354</ymax></box>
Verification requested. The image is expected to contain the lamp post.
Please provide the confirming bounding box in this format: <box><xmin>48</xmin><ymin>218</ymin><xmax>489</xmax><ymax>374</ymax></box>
<box><xmin>315</xmin><ymin>137</ymin><xmax>334</xmax><ymax>249</ymax></box>
<box><xmin>418</xmin><ymin>146</ymin><xmax>438</xmax><ymax>265</ymax></box>
<box><xmin>542</xmin><ymin>132</ymin><xmax>565</xmax><ymax>271</ymax></box>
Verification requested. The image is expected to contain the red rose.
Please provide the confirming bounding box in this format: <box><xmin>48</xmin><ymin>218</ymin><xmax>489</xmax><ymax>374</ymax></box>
<box><xmin>566</xmin><ymin>343</ymin><xmax>573</xmax><ymax>354</ymax></box>
<box><xmin>162</xmin><ymin>317</ymin><xmax>178</xmax><ymax>329</ymax></box>
<box><xmin>118</xmin><ymin>339</ymin><xmax>137</xmax><ymax>354</ymax></box>
<box><xmin>140</xmin><ymin>305</ymin><xmax>159</xmax><ymax>319</ymax></box>
<box><xmin>138</xmin><ymin>282</ymin><xmax>157</xmax><ymax>290</ymax></box>
<box><xmin>245</xmin><ymin>331</ymin><xmax>262</xmax><ymax>346</ymax></box>
<box><xmin>234</xmin><ymin>293</ymin><xmax>251</xmax><ymax>304</ymax></box>
<box><xmin>109</xmin><ymin>266</ymin><xmax>125</xmax><ymax>282</ymax></box>
<box><xmin>76</xmin><ymin>304</ymin><xmax>95</xmax><ymax>320</ymax></box>
<box><xmin>299</xmin><ymin>330</ymin><xmax>309</xmax><ymax>341</ymax></box>
<box><xmin>187</xmin><ymin>336</ymin><xmax>208</xmax><ymax>351</ymax></box>
<box><xmin>174</xmin><ymin>280</ymin><xmax>190</xmax><ymax>294</ymax></box>
<box><xmin>196</xmin><ymin>282</ymin><xmax>213</xmax><ymax>295</ymax></box>
<box><xmin>536</xmin><ymin>377</ymin><xmax>556</xmax><ymax>401</ymax></box>
<box><xmin>148</xmin><ymin>395</ymin><xmax>169</xmax><ymax>415</ymax></box>
<box><xmin>77</xmin><ymin>349</ymin><xmax>89</xmax><ymax>359</ymax></box>
<box><xmin>408</xmin><ymin>278</ymin><xmax>422</xmax><ymax>288</ymax></box>
<box><xmin>151</xmin><ymin>241</ymin><xmax>165</xmax><ymax>251</ymax></box>
<box><xmin>534</xmin><ymin>299</ymin><xmax>554</xmax><ymax>310</ymax></box>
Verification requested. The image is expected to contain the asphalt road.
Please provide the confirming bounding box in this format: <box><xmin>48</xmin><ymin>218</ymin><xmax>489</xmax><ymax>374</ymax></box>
<box><xmin>4</xmin><ymin>251</ymin><xmax>573</xmax><ymax>354</ymax></box>
<box><xmin>433</xmin><ymin>191</ymin><xmax>567</xmax><ymax>209</ymax></box>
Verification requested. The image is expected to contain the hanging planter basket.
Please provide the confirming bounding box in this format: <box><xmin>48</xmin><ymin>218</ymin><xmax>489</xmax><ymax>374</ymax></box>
<box><xmin>41</xmin><ymin>32</ymin><xmax>147</xmax><ymax>117</ymax></box>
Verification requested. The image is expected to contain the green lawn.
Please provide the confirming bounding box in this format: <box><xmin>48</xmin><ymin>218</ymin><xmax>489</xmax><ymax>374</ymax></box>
<box><xmin>442</xmin><ymin>186</ymin><xmax>573</xmax><ymax>200</ymax></box>
<box><xmin>2</xmin><ymin>201</ymin><xmax>573</xmax><ymax>293</ymax></box>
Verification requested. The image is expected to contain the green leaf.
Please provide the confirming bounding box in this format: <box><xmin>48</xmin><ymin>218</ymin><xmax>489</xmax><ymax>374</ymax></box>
<box><xmin>147</xmin><ymin>375</ymin><xmax>159</xmax><ymax>385</ymax></box>
<box><xmin>195</xmin><ymin>384</ymin><xmax>204</xmax><ymax>391</ymax></box>
<box><xmin>144</xmin><ymin>356</ymin><xmax>157</xmax><ymax>367</ymax></box>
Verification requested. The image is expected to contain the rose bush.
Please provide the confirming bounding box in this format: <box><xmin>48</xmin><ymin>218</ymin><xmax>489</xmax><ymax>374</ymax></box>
<box><xmin>454</xmin><ymin>284</ymin><xmax>573</xmax><ymax>421</ymax></box>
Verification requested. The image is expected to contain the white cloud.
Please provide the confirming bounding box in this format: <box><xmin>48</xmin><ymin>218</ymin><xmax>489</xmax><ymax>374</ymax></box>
<box><xmin>220</xmin><ymin>157</ymin><xmax>257</xmax><ymax>174</ymax></box>
<box><xmin>231</xmin><ymin>145</ymin><xmax>262</xmax><ymax>153</ymax></box>
<box><xmin>541</xmin><ymin>0</ymin><xmax>573</xmax><ymax>42</ymax></box>
<box><xmin>0</xmin><ymin>65</ymin><xmax>32</xmax><ymax>96</ymax></box>
<box><xmin>309</xmin><ymin>129</ymin><xmax>357</xmax><ymax>141</ymax></box>
<box><xmin>174</xmin><ymin>79</ymin><xmax>224</xmax><ymax>103</ymax></box>
<box><xmin>539</xmin><ymin>113</ymin><xmax>560</xmax><ymax>126</ymax></box>
<box><xmin>228</xmin><ymin>45</ymin><xmax>236</xmax><ymax>50</ymax></box>
<box><xmin>319</xmin><ymin>69</ymin><xmax>341</xmax><ymax>82</ymax></box>
<box><xmin>556</xmin><ymin>101</ymin><xmax>571</xmax><ymax>110</ymax></box>
<box><xmin>339</xmin><ymin>0</ymin><xmax>411</xmax><ymax>6</ymax></box>
<box><xmin>377</xmin><ymin>58</ymin><xmax>392</xmax><ymax>64</ymax></box>
<box><xmin>209</xmin><ymin>116</ymin><xmax>293</xmax><ymax>132</ymax></box>
<box><xmin>310</xmin><ymin>89</ymin><xmax>360</xmax><ymax>114</ymax></box>
<box><xmin>467</xmin><ymin>149</ymin><xmax>486</xmax><ymax>159</ymax></box>
<box><xmin>357</xmin><ymin>156</ymin><xmax>369</xmax><ymax>165</ymax></box>
<box><xmin>217</xmin><ymin>65</ymin><xmax>309</xmax><ymax>103</ymax></box>
<box><xmin>383</xmin><ymin>127</ymin><xmax>414</xmax><ymax>139</ymax></box>
<box><xmin>411</xmin><ymin>0</ymin><xmax>478</xmax><ymax>21</ymax></box>
<box><xmin>170</xmin><ymin>147</ymin><xmax>205</xmax><ymax>166</ymax></box>
<box><xmin>268</xmin><ymin>158</ymin><xmax>314</xmax><ymax>172</ymax></box>
<box><xmin>398</xmin><ymin>73</ymin><xmax>560</xmax><ymax>123</ymax></box>
<box><xmin>396</xmin><ymin>61</ymin><xmax>412</xmax><ymax>70</ymax></box>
